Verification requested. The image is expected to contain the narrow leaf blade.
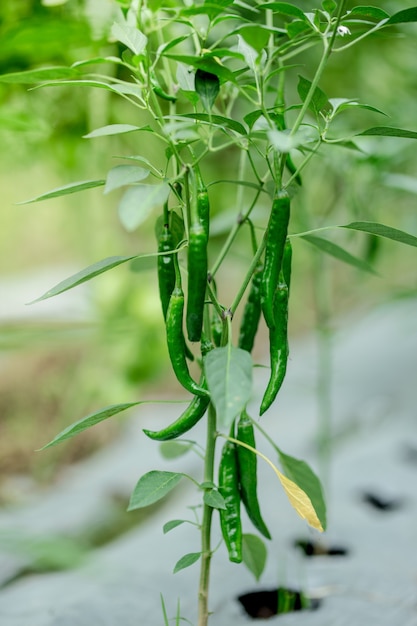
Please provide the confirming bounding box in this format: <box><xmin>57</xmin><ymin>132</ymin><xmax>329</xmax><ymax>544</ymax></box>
<box><xmin>39</xmin><ymin>403</ymin><xmax>141</xmax><ymax>450</ymax></box>
<box><xmin>111</xmin><ymin>22</ymin><xmax>148</xmax><ymax>56</ymax></box>
<box><xmin>128</xmin><ymin>471</ymin><xmax>183</xmax><ymax>511</ymax></box>
<box><xmin>342</xmin><ymin>221</ymin><xmax>417</xmax><ymax>248</ymax></box>
<box><xmin>83</xmin><ymin>124</ymin><xmax>143</xmax><ymax>138</ymax></box>
<box><xmin>104</xmin><ymin>165</ymin><xmax>149</xmax><ymax>194</ymax></box>
<box><xmin>18</xmin><ymin>180</ymin><xmax>105</xmax><ymax>204</ymax></box>
<box><xmin>0</xmin><ymin>66</ymin><xmax>79</xmax><ymax>83</ymax></box>
<box><xmin>387</xmin><ymin>8</ymin><xmax>417</xmax><ymax>25</ymax></box>
<box><xmin>195</xmin><ymin>69</ymin><xmax>220</xmax><ymax>111</ymax></box>
<box><xmin>204</xmin><ymin>347</ymin><xmax>252</xmax><ymax>429</ymax></box>
<box><xmin>118</xmin><ymin>183</ymin><xmax>170</xmax><ymax>231</ymax></box>
<box><xmin>358</xmin><ymin>126</ymin><xmax>417</xmax><ymax>140</ymax></box>
<box><xmin>163</xmin><ymin>519</ymin><xmax>186</xmax><ymax>534</ymax></box>
<box><xmin>30</xmin><ymin>255</ymin><xmax>137</xmax><ymax>303</ymax></box>
<box><xmin>301</xmin><ymin>234</ymin><xmax>377</xmax><ymax>274</ymax></box>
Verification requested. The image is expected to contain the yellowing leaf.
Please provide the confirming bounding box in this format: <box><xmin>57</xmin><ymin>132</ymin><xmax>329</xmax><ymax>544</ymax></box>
<box><xmin>276</xmin><ymin>471</ymin><xmax>323</xmax><ymax>532</ymax></box>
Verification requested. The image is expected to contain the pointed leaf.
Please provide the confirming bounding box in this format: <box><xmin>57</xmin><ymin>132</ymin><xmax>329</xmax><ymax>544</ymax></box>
<box><xmin>322</xmin><ymin>0</ymin><xmax>336</xmax><ymax>13</ymax></box>
<box><xmin>204</xmin><ymin>347</ymin><xmax>252</xmax><ymax>429</ymax></box>
<box><xmin>18</xmin><ymin>180</ymin><xmax>105</xmax><ymax>204</ymax></box>
<box><xmin>128</xmin><ymin>471</ymin><xmax>184</xmax><ymax>511</ymax></box>
<box><xmin>195</xmin><ymin>69</ymin><xmax>220</xmax><ymax>111</ymax></box>
<box><xmin>242</xmin><ymin>534</ymin><xmax>267</xmax><ymax>581</ymax></box>
<box><xmin>39</xmin><ymin>403</ymin><xmax>141</xmax><ymax>449</ymax></box>
<box><xmin>276</xmin><ymin>471</ymin><xmax>324</xmax><ymax>532</ymax></box>
<box><xmin>387</xmin><ymin>7</ymin><xmax>417</xmax><ymax>25</ymax></box>
<box><xmin>342</xmin><ymin>221</ymin><xmax>417</xmax><ymax>247</ymax></box>
<box><xmin>83</xmin><ymin>124</ymin><xmax>143</xmax><ymax>138</ymax></box>
<box><xmin>0</xmin><ymin>67</ymin><xmax>79</xmax><ymax>84</ymax></box>
<box><xmin>358</xmin><ymin>126</ymin><xmax>417</xmax><ymax>140</ymax></box>
<box><xmin>297</xmin><ymin>75</ymin><xmax>331</xmax><ymax>116</ymax></box>
<box><xmin>173</xmin><ymin>552</ymin><xmax>201</xmax><ymax>573</ymax></box>
<box><xmin>277</xmin><ymin>450</ymin><xmax>326</xmax><ymax>532</ymax></box>
<box><xmin>203</xmin><ymin>489</ymin><xmax>226</xmax><ymax>510</ymax></box>
<box><xmin>118</xmin><ymin>183</ymin><xmax>170</xmax><ymax>231</ymax></box>
<box><xmin>180</xmin><ymin>113</ymin><xmax>246</xmax><ymax>135</ymax></box>
<box><xmin>347</xmin><ymin>6</ymin><xmax>389</xmax><ymax>22</ymax></box>
<box><xmin>30</xmin><ymin>255</ymin><xmax>137</xmax><ymax>303</ymax></box>
<box><xmin>111</xmin><ymin>22</ymin><xmax>147</xmax><ymax>56</ymax></box>
<box><xmin>301</xmin><ymin>234</ymin><xmax>378</xmax><ymax>275</ymax></box>
<box><xmin>104</xmin><ymin>165</ymin><xmax>149</xmax><ymax>194</ymax></box>
<box><xmin>258</xmin><ymin>3</ymin><xmax>306</xmax><ymax>21</ymax></box>
<box><xmin>163</xmin><ymin>519</ymin><xmax>186</xmax><ymax>534</ymax></box>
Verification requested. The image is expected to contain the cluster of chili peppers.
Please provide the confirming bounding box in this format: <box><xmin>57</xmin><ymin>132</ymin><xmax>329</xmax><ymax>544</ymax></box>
<box><xmin>148</xmin><ymin>170</ymin><xmax>292</xmax><ymax>561</ymax></box>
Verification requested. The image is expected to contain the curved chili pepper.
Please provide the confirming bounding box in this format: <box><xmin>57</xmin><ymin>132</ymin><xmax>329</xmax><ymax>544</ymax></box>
<box><xmin>166</xmin><ymin>258</ymin><xmax>209</xmax><ymax>398</ymax></box>
<box><xmin>157</xmin><ymin>223</ymin><xmax>175</xmax><ymax>321</ymax></box>
<box><xmin>186</xmin><ymin>222</ymin><xmax>208</xmax><ymax>342</ymax></box>
<box><xmin>143</xmin><ymin>387</ymin><xmax>210</xmax><ymax>441</ymax></box>
<box><xmin>260</xmin><ymin>281</ymin><xmax>289</xmax><ymax>415</ymax></box>
<box><xmin>260</xmin><ymin>191</ymin><xmax>290</xmax><ymax>330</ymax></box>
<box><xmin>238</xmin><ymin>262</ymin><xmax>263</xmax><ymax>353</ymax></box>
<box><xmin>236</xmin><ymin>411</ymin><xmax>271</xmax><ymax>539</ymax></box>
<box><xmin>218</xmin><ymin>429</ymin><xmax>242</xmax><ymax>563</ymax></box>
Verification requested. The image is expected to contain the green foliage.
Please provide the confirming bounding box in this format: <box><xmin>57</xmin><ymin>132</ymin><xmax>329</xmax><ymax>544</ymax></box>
<box><xmin>5</xmin><ymin>1</ymin><xmax>417</xmax><ymax>624</ymax></box>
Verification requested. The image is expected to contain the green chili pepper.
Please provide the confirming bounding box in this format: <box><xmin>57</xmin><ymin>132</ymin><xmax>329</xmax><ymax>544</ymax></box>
<box><xmin>143</xmin><ymin>385</ymin><xmax>210</xmax><ymax>441</ymax></box>
<box><xmin>281</xmin><ymin>239</ymin><xmax>292</xmax><ymax>292</ymax></box>
<box><xmin>166</xmin><ymin>257</ymin><xmax>209</xmax><ymax>398</ymax></box>
<box><xmin>150</xmin><ymin>70</ymin><xmax>177</xmax><ymax>102</ymax></box>
<box><xmin>157</xmin><ymin>223</ymin><xmax>175</xmax><ymax>321</ymax></box>
<box><xmin>236</xmin><ymin>411</ymin><xmax>271</xmax><ymax>539</ymax></box>
<box><xmin>261</xmin><ymin>191</ymin><xmax>290</xmax><ymax>330</ymax></box>
<box><xmin>238</xmin><ymin>262</ymin><xmax>263</xmax><ymax>353</ymax></box>
<box><xmin>218</xmin><ymin>428</ymin><xmax>242</xmax><ymax>563</ymax></box>
<box><xmin>186</xmin><ymin>221</ymin><xmax>208</xmax><ymax>343</ymax></box>
<box><xmin>260</xmin><ymin>280</ymin><xmax>289</xmax><ymax>415</ymax></box>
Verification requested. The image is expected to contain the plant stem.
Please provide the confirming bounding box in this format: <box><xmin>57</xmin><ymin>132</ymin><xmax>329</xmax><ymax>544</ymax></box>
<box><xmin>197</xmin><ymin>403</ymin><xmax>217</xmax><ymax>626</ymax></box>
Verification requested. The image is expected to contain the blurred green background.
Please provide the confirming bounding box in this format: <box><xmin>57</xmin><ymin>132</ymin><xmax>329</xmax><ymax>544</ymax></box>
<box><xmin>1</xmin><ymin>0</ymin><xmax>417</xmax><ymax>495</ymax></box>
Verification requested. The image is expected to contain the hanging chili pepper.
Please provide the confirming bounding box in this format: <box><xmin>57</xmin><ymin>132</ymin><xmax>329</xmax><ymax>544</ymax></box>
<box><xmin>186</xmin><ymin>171</ymin><xmax>209</xmax><ymax>342</ymax></box>
<box><xmin>166</xmin><ymin>256</ymin><xmax>209</xmax><ymax>398</ymax></box>
<box><xmin>238</xmin><ymin>262</ymin><xmax>263</xmax><ymax>353</ymax></box>
<box><xmin>218</xmin><ymin>425</ymin><xmax>242</xmax><ymax>563</ymax></box>
<box><xmin>157</xmin><ymin>222</ymin><xmax>176</xmax><ymax>321</ymax></box>
<box><xmin>260</xmin><ymin>280</ymin><xmax>289</xmax><ymax>415</ymax></box>
<box><xmin>143</xmin><ymin>386</ymin><xmax>210</xmax><ymax>441</ymax></box>
<box><xmin>236</xmin><ymin>411</ymin><xmax>271</xmax><ymax>539</ymax></box>
<box><xmin>260</xmin><ymin>191</ymin><xmax>290</xmax><ymax>330</ymax></box>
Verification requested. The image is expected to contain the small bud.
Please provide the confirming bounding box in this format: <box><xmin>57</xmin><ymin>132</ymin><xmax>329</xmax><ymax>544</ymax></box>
<box><xmin>337</xmin><ymin>25</ymin><xmax>351</xmax><ymax>37</ymax></box>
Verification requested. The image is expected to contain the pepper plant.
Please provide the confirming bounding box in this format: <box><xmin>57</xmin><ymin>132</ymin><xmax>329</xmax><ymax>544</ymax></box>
<box><xmin>4</xmin><ymin>1</ymin><xmax>417</xmax><ymax>624</ymax></box>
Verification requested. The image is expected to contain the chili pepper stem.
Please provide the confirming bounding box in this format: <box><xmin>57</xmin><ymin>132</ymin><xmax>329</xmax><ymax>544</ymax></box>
<box><xmin>197</xmin><ymin>403</ymin><xmax>217</xmax><ymax>626</ymax></box>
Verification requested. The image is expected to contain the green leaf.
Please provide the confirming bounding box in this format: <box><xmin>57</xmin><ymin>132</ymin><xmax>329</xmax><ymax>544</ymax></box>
<box><xmin>0</xmin><ymin>66</ymin><xmax>79</xmax><ymax>83</ymax></box>
<box><xmin>342</xmin><ymin>221</ymin><xmax>417</xmax><ymax>248</ymax></box>
<box><xmin>104</xmin><ymin>165</ymin><xmax>149</xmax><ymax>194</ymax></box>
<box><xmin>347</xmin><ymin>6</ymin><xmax>389</xmax><ymax>22</ymax></box>
<box><xmin>203</xmin><ymin>489</ymin><xmax>226</xmax><ymax>510</ymax></box>
<box><xmin>30</xmin><ymin>255</ymin><xmax>137</xmax><ymax>303</ymax></box>
<box><xmin>18</xmin><ymin>180</ymin><xmax>105</xmax><ymax>204</ymax></box>
<box><xmin>322</xmin><ymin>0</ymin><xmax>336</xmax><ymax>13</ymax></box>
<box><xmin>301</xmin><ymin>234</ymin><xmax>377</xmax><ymax>275</ymax></box>
<box><xmin>195</xmin><ymin>69</ymin><xmax>220</xmax><ymax>111</ymax></box>
<box><xmin>180</xmin><ymin>113</ymin><xmax>246</xmax><ymax>135</ymax></box>
<box><xmin>242</xmin><ymin>534</ymin><xmax>267</xmax><ymax>581</ymax></box>
<box><xmin>277</xmin><ymin>450</ymin><xmax>327</xmax><ymax>532</ymax></box>
<box><xmin>83</xmin><ymin>124</ymin><xmax>144</xmax><ymax>138</ymax></box>
<box><xmin>159</xmin><ymin>441</ymin><xmax>193</xmax><ymax>459</ymax></box>
<box><xmin>297</xmin><ymin>75</ymin><xmax>331</xmax><ymax>116</ymax></box>
<box><xmin>358</xmin><ymin>126</ymin><xmax>417</xmax><ymax>140</ymax></box>
<box><xmin>329</xmin><ymin>99</ymin><xmax>387</xmax><ymax>118</ymax></box>
<box><xmin>258</xmin><ymin>3</ymin><xmax>306</xmax><ymax>21</ymax></box>
<box><xmin>110</xmin><ymin>22</ymin><xmax>147</xmax><ymax>56</ymax></box>
<box><xmin>163</xmin><ymin>519</ymin><xmax>186</xmax><ymax>534</ymax></box>
<box><xmin>118</xmin><ymin>183</ymin><xmax>171</xmax><ymax>231</ymax></box>
<box><xmin>128</xmin><ymin>471</ymin><xmax>184</xmax><ymax>511</ymax></box>
<box><xmin>204</xmin><ymin>347</ymin><xmax>252</xmax><ymax>430</ymax></box>
<box><xmin>39</xmin><ymin>403</ymin><xmax>141</xmax><ymax>449</ymax></box>
<box><xmin>173</xmin><ymin>552</ymin><xmax>201</xmax><ymax>574</ymax></box>
<box><xmin>165</xmin><ymin>55</ymin><xmax>236</xmax><ymax>84</ymax></box>
<box><xmin>387</xmin><ymin>7</ymin><xmax>417</xmax><ymax>25</ymax></box>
